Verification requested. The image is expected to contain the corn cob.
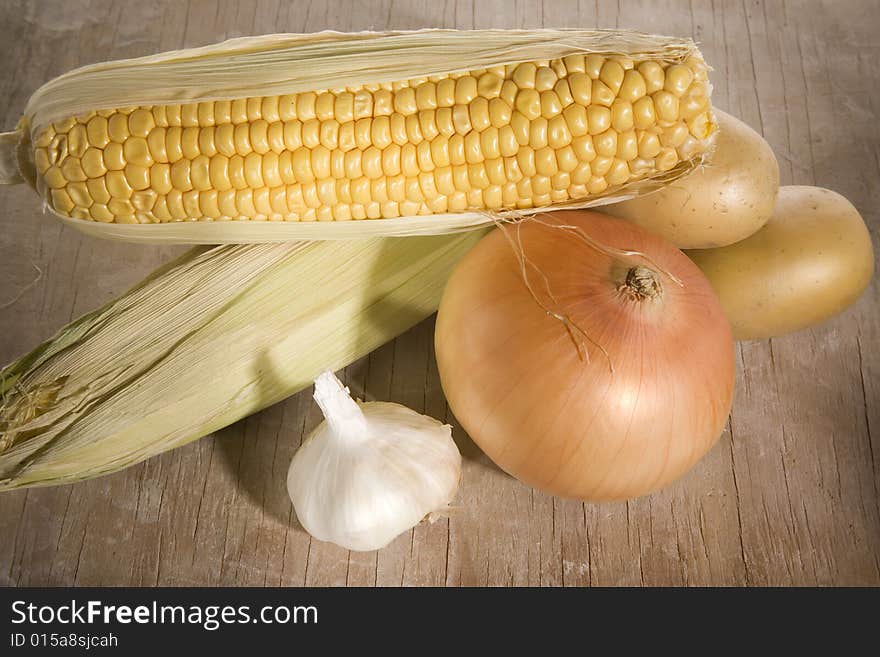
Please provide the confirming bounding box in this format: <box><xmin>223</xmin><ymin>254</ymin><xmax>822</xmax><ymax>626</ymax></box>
<box><xmin>1</xmin><ymin>30</ymin><xmax>716</xmax><ymax>243</ymax></box>
<box><xmin>31</xmin><ymin>54</ymin><xmax>713</xmax><ymax>224</ymax></box>
<box><xmin>0</xmin><ymin>229</ymin><xmax>486</xmax><ymax>490</ymax></box>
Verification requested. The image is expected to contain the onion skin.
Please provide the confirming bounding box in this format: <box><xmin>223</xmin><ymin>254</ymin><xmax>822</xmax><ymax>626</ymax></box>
<box><xmin>435</xmin><ymin>211</ymin><xmax>735</xmax><ymax>501</ymax></box>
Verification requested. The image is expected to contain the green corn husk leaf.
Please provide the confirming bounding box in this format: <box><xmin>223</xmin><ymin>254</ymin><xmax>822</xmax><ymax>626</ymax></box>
<box><xmin>0</xmin><ymin>229</ymin><xmax>486</xmax><ymax>490</ymax></box>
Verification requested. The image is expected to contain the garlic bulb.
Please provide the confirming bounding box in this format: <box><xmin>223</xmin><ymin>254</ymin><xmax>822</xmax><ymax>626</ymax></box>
<box><xmin>287</xmin><ymin>371</ymin><xmax>462</xmax><ymax>551</ymax></box>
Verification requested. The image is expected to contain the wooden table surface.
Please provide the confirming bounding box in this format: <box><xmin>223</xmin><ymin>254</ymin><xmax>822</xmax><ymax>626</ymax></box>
<box><xmin>1</xmin><ymin>0</ymin><xmax>877</xmax><ymax>587</ymax></box>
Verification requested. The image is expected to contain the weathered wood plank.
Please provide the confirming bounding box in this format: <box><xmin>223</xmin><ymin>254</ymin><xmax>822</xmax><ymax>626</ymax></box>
<box><xmin>0</xmin><ymin>0</ymin><xmax>876</xmax><ymax>587</ymax></box>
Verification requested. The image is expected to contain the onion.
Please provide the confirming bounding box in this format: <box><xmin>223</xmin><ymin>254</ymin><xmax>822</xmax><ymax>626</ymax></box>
<box><xmin>435</xmin><ymin>211</ymin><xmax>734</xmax><ymax>501</ymax></box>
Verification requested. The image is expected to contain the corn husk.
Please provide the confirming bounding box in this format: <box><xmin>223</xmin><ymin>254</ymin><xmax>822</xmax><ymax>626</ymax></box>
<box><xmin>0</xmin><ymin>229</ymin><xmax>486</xmax><ymax>490</ymax></box>
<box><xmin>0</xmin><ymin>29</ymin><xmax>715</xmax><ymax>243</ymax></box>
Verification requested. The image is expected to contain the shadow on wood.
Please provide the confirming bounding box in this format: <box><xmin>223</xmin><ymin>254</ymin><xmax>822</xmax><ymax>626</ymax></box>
<box><xmin>212</xmin><ymin>236</ymin><xmax>505</xmax><ymax>524</ymax></box>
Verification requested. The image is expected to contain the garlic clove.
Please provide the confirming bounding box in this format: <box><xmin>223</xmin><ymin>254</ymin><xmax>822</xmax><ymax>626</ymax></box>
<box><xmin>287</xmin><ymin>371</ymin><xmax>461</xmax><ymax>552</ymax></box>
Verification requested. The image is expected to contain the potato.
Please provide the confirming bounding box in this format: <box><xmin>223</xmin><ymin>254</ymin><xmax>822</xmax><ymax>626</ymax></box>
<box><xmin>603</xmin><ymin>109</ymin><xmax>779</xmax><ymax>248</ymax></box>
<box><xmin>687</xmin><ymin>186</ymin><xmax>874</xmax><ymax>340</ymax></box>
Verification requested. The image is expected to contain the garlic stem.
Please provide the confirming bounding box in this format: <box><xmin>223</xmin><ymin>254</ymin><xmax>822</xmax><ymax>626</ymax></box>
<box><xmin>312</xmin><ymin>371</ymin><xmax>368</xmax><ymax>442</ymax></box>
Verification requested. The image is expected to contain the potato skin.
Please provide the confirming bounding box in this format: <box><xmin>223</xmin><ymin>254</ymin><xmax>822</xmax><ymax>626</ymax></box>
<box><xmin>687</xmin><ymin>186</ymin><xmax>874</xmax><ymax>340</ymax></box>
<box><xmin>603</xmin><ymin>110</ymin><xmax>779</xmax><ymax>249</ymax></box>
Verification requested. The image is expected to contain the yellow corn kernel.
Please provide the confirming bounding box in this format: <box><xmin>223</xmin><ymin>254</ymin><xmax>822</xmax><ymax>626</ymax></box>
<box><xmin>31</xmin><ymin>52</ymin><xmax>712</xmax><ymax>223</ymax></box>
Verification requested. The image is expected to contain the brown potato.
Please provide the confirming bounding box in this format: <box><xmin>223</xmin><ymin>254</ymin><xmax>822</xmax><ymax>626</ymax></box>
<box><xmin>687</xmin><ymin>186</ymin><xmax>874</xmax><ymax>340</ymax></box>
<box><xmin>603</xmin><ymin>109</ymin><xmax>779</xmax><ymax>248</ymax></box>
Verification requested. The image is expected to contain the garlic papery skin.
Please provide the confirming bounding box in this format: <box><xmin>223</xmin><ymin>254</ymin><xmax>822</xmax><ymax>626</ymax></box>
<box><xmin>287</xmin><ymin>371</ymin><xmax>462</xmax><ymax>552</ymax></box>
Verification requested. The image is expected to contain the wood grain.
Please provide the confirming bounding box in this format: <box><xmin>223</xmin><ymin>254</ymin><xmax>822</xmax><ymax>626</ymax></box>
<box><xmin>0</xmin><ymin>0</ymin><xmax>876</xmax><ymax>586</ymax></box>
